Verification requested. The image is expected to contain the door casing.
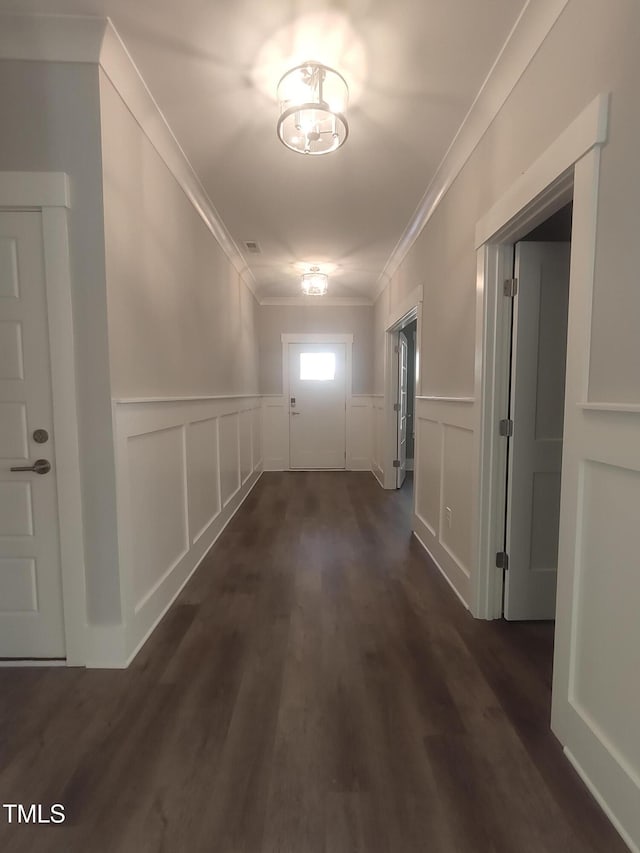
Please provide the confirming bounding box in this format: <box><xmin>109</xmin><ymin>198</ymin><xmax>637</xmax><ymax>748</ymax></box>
<box><xmin>0</xmin><ymin>172</ymin><xmax>86</xmax><ymax>666</ymax></box>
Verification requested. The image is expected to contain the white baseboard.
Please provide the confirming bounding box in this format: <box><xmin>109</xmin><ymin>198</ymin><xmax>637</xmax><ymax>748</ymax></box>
<box><xmin>412</xmin><ymin>527</ymin><xmax>470</xmax><ymax>611</ymax></box>
<box><xmin>564</xmin><ymin>748</ymin><xmax>639</xmax><ymax>853</ymax></box>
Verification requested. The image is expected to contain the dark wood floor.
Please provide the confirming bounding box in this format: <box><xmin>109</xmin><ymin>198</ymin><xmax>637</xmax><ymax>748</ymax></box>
<box><xmin>0</xmin><ymin>472</ymin><xmax>628</xmax><ymax>853</ymax></box>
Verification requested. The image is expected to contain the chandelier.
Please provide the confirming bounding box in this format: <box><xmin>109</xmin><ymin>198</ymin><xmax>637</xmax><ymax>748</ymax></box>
<box><xmin>301</xmin><ymin>267</ymin><xmax>329</xmax><ymax>295</ymax></box>
<box><xmin>277</xmin><ymin>61</ymin><xmax>349</xmax><ymax>155</ymax></box>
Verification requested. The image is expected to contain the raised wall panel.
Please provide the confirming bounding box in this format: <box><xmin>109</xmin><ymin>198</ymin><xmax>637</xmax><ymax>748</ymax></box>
<box><xmin>0</xmin><ymin>237</ymin><xmax>19</xmax><ymax>298</ymax></box>
<box><xmin>186</xmin><ymin>417</ymin><xmax>220</xmax><ymax>544</ymax></box>
<box><xmin>349</xmin><ymin>399</ymin><xmax>372</xmax><ymax>470</ymax></box>
<box><xmin>0</xmin><ymin>482</ymin><xmax>33</xmax><ymax>536</ymax></box>
<box><xmin>0</xmin><ymin>558</ymin><xmax>37</xmax><ymax>611</ymax></box>
<box><xmin>0</xmin><ymin>322</ymin><xmax>24</xmax><ymax>379</ymax></box>
<box><xmin>239</xmin><ymin>409</ymin><xmax>252</xmax><ymax>484</ymax></box>
<box><xmin>572</xmin><ymin>460</ymin><xmax>640</xmax><ymax>786</ymax></box>
<box><xmin>252</xmin><ymin>406</ymin><xmax>262</xmax><ymax>469</ymax></box>
<box><xmin>416</xmin><ymin>418</ymin><xmax>440</xmax><ymax>536</ymax></box>
<box><xmin>127</xmin><ymin>426</ymin><xmax>188</xmax><ymax>609</ymax></box>
<box><xmin>441</xmin><ymin>424</ymin><xmax>473</xmax><ymax>574</ymax></box>
<box><xmin>0</xmin><ymin>402</ymin><xmax>28</xmax><ymax>459</ymax></box>
<box><xmin>219</xmin><ymin>412</ymin><xmax>240</xmax><ymax>505</ymax></box>
<box><xmin>262</xmin><ymin>400</ymin><xmax>287</xmax><ymax>471</ymax></box>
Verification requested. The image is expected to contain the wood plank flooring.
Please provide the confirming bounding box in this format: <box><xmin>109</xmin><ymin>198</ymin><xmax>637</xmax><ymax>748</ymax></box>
<box><xmin>0</xmin><ymin>472</ymin><xmax>628</xmax><ymax>852</ymax></box>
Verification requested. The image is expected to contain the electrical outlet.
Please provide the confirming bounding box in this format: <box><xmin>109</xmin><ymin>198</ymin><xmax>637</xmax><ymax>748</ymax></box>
<box><xmin>445</xmin><ymin>506</ymin><xmax>453</xmax><ymax>528</ymax></box>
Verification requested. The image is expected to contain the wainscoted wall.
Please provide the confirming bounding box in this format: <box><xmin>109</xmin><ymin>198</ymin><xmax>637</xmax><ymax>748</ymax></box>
<box><xmin>263</xmin><ymin>395</ymin><xmax>373</xmax><ymax>472</ymax></box>
<box><xmin>413</xmin><ymin>397</ymin><xmax>475</xmax><ymax>607</ymax></box>
<box><xmin>372</xmin><ymin>395</ymin><xmax>385</xmax><ymax>485</ymax></box>
<box><xmin>88</xmin><ymin>396</ymin><xmax>262</xmax><ymax>667</ymax></box>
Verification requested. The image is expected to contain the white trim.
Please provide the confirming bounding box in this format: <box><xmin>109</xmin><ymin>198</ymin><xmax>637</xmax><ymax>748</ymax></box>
<box><xmin>280</xmin><ymin>333</ymin><xmax>354</xmax><ymax>471</ymax></box>
<box><xmin>475</xmin><ymin>94</ymin><xmax>608</xmax><ymax>247</ymax></box>
<box><xmin>113</xmin><ymin>393</ymin><xmax>261</xmax><ymax>405</ymax></box>
<box><xmin>564</xmin><ymin>749</ymin><xmax>640</xmax><ymax>853</ymax></box>
<box><xmin>578</xmin><ymin>403</ymin><xmax>640</xmax><ymax>414</ymax></box>
<box><xmin>385</xmin><ymin>285</ymin><xmax>423</xmax><ymax>331</ymax></box>
<box><xmin>417</xmin><ymin>396</ymin><xmax>475</xmax><ymax>404</ymax></box>
<box><xmin>381</xmin><ymin>299</ymin><xmax>422</xmax><ymax>491</ymax></box>
<box><xmin>375</xmin><ymin>0</ymin><xmax>571</xmax><ymax>297</ymax></box>
<box><xmin>473</xmin><ymin>94</ymin><xmax>609</xmax><ymax>622</ymax></box>
<box><xmin>260</xmin><ymin>296</ymin><xmax>372</xmax><ymax>307</ymax></box>
<box><xmin>281</xmin><ymin>333</ymin><xmax>354</xmax><ymax>345</ymax></box>
<box><xmin>413</xmin><ymin>530</ymin><xmax>470</xmax><ymax>611</ymax></box>
<box><xmin>0</xmin><ymin>171</ymin><xmax>87</xmax><ymax>666</ymax></box>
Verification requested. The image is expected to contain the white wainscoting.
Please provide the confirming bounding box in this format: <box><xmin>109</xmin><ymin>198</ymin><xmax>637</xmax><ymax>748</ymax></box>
<box><xmin>263</xmin><ymin>395</ymin><xmax>373</xmax><ymax>472</ymax></box>
<box><xmin>371</xmin><ymin>395</ymin><xmax>385</xmax><ymax>485</ymax></box>
<box><xmin>413</xmin><ymin>397</ymin><xmax>475</xmax><ymax>608</ymax></box>
<box><xmin>91</xmin><ymin>395</ymin><xmax>262</xmax><ymax>667</ymax></box>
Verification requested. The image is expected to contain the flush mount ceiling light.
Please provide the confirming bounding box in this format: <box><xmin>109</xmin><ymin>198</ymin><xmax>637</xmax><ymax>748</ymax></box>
<box><xmin>277</xmin><ymin>61</ymin><xmax>349</xmax><ymax>155</ymax></box>
<box><xmin>301</xmin><ymin>266</ymin><xmax>329</xmax><ymax>295</ymax></box>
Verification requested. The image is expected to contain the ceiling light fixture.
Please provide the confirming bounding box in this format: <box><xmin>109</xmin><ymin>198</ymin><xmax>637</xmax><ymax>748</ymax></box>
<box><xmin>277</xmin><ymin>61</ymin><xmax>349</xmax><ymax>155</ymax></box>
<box><xmin>301</xmin><ymin>266</ymin><xmax>329</xmax><ymax>295</ymax></box>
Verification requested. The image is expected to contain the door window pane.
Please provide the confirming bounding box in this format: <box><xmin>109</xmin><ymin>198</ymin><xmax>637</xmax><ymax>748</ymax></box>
<box><xmin>300</xmin><ymin>352</ymin><xmax>336</xmax><ymax>381</ymax></box>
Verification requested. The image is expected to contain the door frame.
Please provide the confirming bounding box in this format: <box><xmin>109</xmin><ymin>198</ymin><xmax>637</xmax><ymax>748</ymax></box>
<box><xmin>472</xmin><ymin>93</ymin><xmax>608</xmax><ymax>621</ymax></box>
<box><xmin>0</xmin><ymin>172</ymin><xmax>87</xmax><ymax>666</ymax></box>
<box><xmin>281</xmin><ymin>333</ymin><xmax>353</xmax><ymax>470</ymax></box>
<box><xmin>383</xmin><ymin>286</ymin><xmax>423</xmax><ymax>490</ymax></box>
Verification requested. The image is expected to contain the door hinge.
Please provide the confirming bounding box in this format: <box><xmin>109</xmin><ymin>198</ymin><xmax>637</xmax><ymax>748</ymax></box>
<box><xmin>393</xmin><ymin>402</ymin><xmax>401</xmax><ymax>412</ymax></box>
<box><xmin>499</xmin><ymin>418</ymin><xmax>513</xmax><ymax>437</ymax></box>
<box><xmin>392</xmin><ymin>459</ymin><xmax>401</xmax><ymax>468</ymax></box>
<box><xmin>503</xmin><ymin>278</ymin><xmax>518</xmax><ymax>297</ymax></box>
<box><xmin>496</xmin><ymin>551</ymin><xmax>509</xmax><ymax>570</ymax></box>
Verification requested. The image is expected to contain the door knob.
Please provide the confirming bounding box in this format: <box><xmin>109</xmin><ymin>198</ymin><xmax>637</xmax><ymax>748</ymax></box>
<box><xmin>10</xmin><ymin>459</ymin><xmax>51</xmax><ymax>475</ymax></box>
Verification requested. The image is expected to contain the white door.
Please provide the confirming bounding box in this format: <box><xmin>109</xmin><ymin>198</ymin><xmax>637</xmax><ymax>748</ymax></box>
<box><xmin>0</xmin><ymin>211</ymin><xmax>65</xmax><ymax>658</ymax></box>
<box><xmin>504</xmin><ymin>241</ymin><xmax>571</xmax><ymax>620</ymax></box>
<box><xmin>396</xmin><ymin>331</ymin><xmax>408</xmax><ymax>488</ymax></box>
<box><xmin>288</xmin><ymin>342</ymin><xmax>346</xmax><ymax>469</ymax></box>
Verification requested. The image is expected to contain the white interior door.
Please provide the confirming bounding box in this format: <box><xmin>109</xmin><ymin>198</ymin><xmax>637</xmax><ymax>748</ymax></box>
<box><xmin>0</xmin><ymin>211</ymin><xmax>65</xmax><ymax>658</ymax></box>
<box><xmin>288</xmin><ymin>342</ymin><xmax>346</xmax><ymax>469</ymax></box>
<box><xmin>504</xmin><ymin>241</ymin><xmax>571</xmax><ymax>620</ymax></box>
<box><xmin>396</xmin><ymin>331</ymin><xmax>408</xmax><ymax>487</ymax></box>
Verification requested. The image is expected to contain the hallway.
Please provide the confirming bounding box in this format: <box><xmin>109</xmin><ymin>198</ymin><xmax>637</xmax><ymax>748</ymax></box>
<box><xmin>0</xmin><ymin>473</ymin><xmax>627</xmax><ymax>852</ymax></box>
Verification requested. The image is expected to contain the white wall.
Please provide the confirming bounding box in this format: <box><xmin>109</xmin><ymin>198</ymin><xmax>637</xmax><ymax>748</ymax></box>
<box><xmin>100</xmin><ymin>71</ymin><xmax>259</xmax><ymax>399</ymax></box>
<box><xmin>259</xmin><ymin>304</ymin><xmax>373</xmax><ymax>395</ymax></box>
<box><xmin>374</xmin><ymin>0</ymin><xmax>640</xmax><ymax>847</ymax></box>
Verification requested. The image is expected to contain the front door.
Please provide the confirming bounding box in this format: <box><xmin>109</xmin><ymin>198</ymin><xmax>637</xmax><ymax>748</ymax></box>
<box><xmin>288</xmin><ymin>342</ymin><xmax>346</xmax><ymax>469</ymax></box>
<box><xmin>504</xmin><ymin>241</ymin><xmax>571</xmax><ymax>620</ymax></box>
<box><xmin>0</xmin><ymin>211</ymin><xmax>65</xmax><ymax>658</ymax></box>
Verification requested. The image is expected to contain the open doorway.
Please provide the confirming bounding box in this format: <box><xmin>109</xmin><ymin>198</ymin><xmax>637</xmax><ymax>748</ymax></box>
<box><xmin>392</xmin><ymin>314</ymin><xmax>418</xmax><ymax>507</ymax></box>
<box><xmin>502</xmin><ymin>203</ymin><xmax>573</xmax><ymax>620</ymax></box>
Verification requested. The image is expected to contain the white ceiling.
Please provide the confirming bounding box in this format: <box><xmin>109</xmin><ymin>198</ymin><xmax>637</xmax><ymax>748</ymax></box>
<box><xmin>0</xmin><ymin>0</ymin><xmax>528</xmax><ymax>299</ymax></box>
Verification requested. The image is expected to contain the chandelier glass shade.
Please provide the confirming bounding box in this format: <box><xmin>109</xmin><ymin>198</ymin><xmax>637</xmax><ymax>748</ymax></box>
<box><xmin>301</xmin><ymin>268</ymin><xmax>329</xmax><ymax>296</ymax></box>
<box><xmin>277</xmin><ymin>61</ymin><xmax>349</xmax><ymax>155</ymax></box>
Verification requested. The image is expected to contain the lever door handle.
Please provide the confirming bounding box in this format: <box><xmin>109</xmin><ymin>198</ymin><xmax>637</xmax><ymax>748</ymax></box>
<box><xmin>290</xmin><ymin>411</ymin><xmax>301</xmax><ymax>416</ymax></box>
<box><xmin>10</xmin><ymin>459</ymin><xmax>51</xmax><ymax>475</ymax></box>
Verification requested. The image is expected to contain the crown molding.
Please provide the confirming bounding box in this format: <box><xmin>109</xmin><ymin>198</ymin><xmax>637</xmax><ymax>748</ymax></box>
<box><xmin>259</xmin><ymin>296</ymin><xmax>373</xmax><ymax>307</ymax></box>
<box><xmin>0</xmin><ymin>13</ymin><xmax>258</xmax><ymax>299</ymax></box>
<box><xmin>375</xmin><ymin>0</ymin><xmax>571</xmax><ymax>300</ymax></box>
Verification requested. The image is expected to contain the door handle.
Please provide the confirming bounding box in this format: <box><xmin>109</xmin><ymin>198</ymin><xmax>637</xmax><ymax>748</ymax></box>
<box><xmin>290</xmin><ymin>411</ymin><xmax>301</xmax><ymax>416</ymax></box>
<box><xmin>10</xmin><ymin>459</ymin><xmax>51</xmax><ymax>475</ymax></box>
